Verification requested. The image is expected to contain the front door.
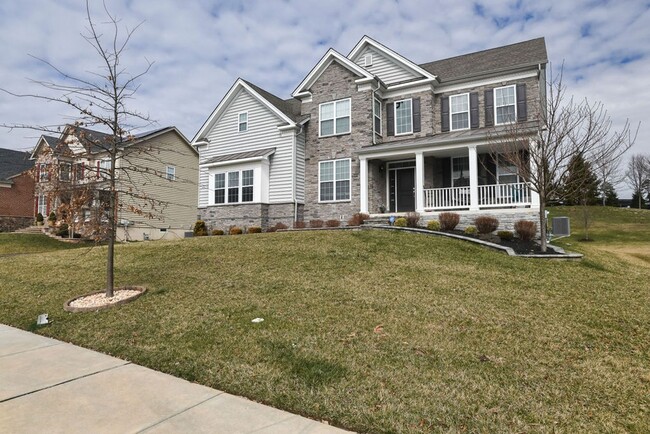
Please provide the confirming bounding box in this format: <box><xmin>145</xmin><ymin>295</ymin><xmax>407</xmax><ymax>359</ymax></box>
<box><xmin>389</xmin><ymin>168</ymin><xmax>415</xmax><ymax>212</ymax></box>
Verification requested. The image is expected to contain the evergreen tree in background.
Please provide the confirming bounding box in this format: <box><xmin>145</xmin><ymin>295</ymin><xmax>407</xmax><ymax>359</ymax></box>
<box><xmin>600</xmin><ymin>181</ymin><xmax>619</xmax><ymax>206</ymax></box>
<box><xmin>631</xmin><ymin>190</ymin><xmax>647</xmax><ymax>209</ymax></box>
<box><xmin>562</xmin><ymin>153</ymin><xmax>600</xmax><ymax>205</ymax></box>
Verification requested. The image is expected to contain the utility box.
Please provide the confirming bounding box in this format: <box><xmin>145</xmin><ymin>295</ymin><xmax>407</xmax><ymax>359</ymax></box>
<box><xmin>552</xmin><ymin>217</ymin><xmax>570</xmax><ymax>237</ymax></box>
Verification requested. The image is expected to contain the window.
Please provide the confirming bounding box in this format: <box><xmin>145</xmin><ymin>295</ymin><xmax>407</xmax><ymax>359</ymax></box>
<box><xmin>319</xmin><ymin>99</ymin><xmax>350</xmax><ymax>136</ymax></box>
<box><xmin>450</xmin><ymin>94</ymin><xmax>469</xmax><ymax>130</ymax></box>
<box><xmin>238</xmin><ymin>112</ymin><xmax>248</xmax><ymax>132</ymax></box>
<box><xmin>495</xmin><ymin>85</ymin><xmax>516</xmax><ymax>124</ymax></box>
<box><xmin>374</xmin><ymin>98</ymin><xmax>382</xmax><ymax>135</ymax></box>
<box><xmin>214</xmin><ymin>169</ymin><xmax>254</xmax><ymax>204</ymax></box>
<box><xmin>59</xmin><ymin>163</ymin><xmax>70</xmax><ymax>181</ymax></box>
<box><xmin>39</xmin><ymin>163</ymin><xmax>49</xmax><ymax>181</ymax></box>
<box><xmin>319</xmin><ymin>159</ymin><xmax>350</xmax><ymax>202</ymax></box>
<box><xmin>99</xmin><ymin>159</ymin><xmax>111</xmax><ymax>179</ymax></box>
<box><xmin>166</xmin><ymin>166</ymin><xmax>176</xmax><ymax>181</ymax></box>
<box><xmin>74</xmin><ymin>163</ymin><xmax>85</xmax><ymax>181</ymax></box>
<box><xmin>394</xmin><ymin>99</ymin><xmax>412</xmax><ymax>135</ymax></box>
<box><xmin>364</xmin><ymin>53</ymin><xmax>373</xmax><ymax>66</ymax></box>
<box><xmin>38</xmin><ymin>194</ymin><xmax>47</xmax><ymax>216</ymax></box>
<box><xmin>452</xmin><ymin>157</ymin><xmax>470</xmax><ymax>187</ymax></box>
<box><xmin>496</xmin><ymin>155</ymin><xmax>519</xmax><ymax>184</ymax></box>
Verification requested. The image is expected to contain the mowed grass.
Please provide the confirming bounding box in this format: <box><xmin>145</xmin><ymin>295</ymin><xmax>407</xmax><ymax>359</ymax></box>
<box><xmin>1</xmin><ymin>212</ymin><xmax>649</xmax><ymax>433</ymax></box>
<box><xmin>0</xmin><ymin>233</ymin><xmax>90</xmax><ymax>255</ymax></box>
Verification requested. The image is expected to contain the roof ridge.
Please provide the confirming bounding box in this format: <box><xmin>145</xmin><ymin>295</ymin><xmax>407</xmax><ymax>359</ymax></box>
<box><xmin>419</xmin><ymin>37</ymin><xmax>546</xmax><ymax>67</ymax></box>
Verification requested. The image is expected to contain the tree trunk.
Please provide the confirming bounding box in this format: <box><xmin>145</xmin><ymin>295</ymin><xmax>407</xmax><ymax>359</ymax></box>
<box><xmin>539</xmin><ymin>201</ymin><xmax>547</xmax><ymax>252</ymax></box>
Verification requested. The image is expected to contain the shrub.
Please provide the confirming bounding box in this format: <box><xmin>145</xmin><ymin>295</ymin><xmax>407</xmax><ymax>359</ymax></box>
<box><xmin>193</xmin><ymin>220</ymin><xmax>208</xmax><ymax>236</ymax></box>
<box><xmin>427</xmin><ymin>220</ymin><xmax>441</xmax><ymax>231</ymax></box>
<box><xmin>325</xmin><ymin>219</ymin><xmax>340</xmax><ymax>228</ymax></box>
<box><xmin>36</xmin><ymin>213</ymin><xmax>44</xmax><ymax>223</ymax></box>
<box><xmin>248</xmin><ymin>227</ymin><xmax>262</xmax><ymax>234</ymax></box>
<box><xmin>293</xmin><ymin>221</ymin><xmax>306</xmax><ymax>229</ymax></box>
<box><xmin>309</xmin><ymin>219</ymin><xmax>324</xmax><ymax>228</ymax></box>
<box><xmin>474</xmin><ymin>216</ymin><xmax>499</xmax><ymax>234</ymax></box>
<box><xmin>229</xmin><ymin>226</ymin><xmax>243</xmax><ymax>235</ymax></box>
<box><xmin>464</xmin><ymin>225</ymin><xmax>477</xmax><ymax>236</ymax></box>
<box><xmin>211</xmin><ymin>229</ymin><xmax>224</xmax><ymax>236</ymax></box>
<box><xmin>514</xmin><ymin>220</ymin><xmax>537</xmax><ymax>241</ymax></box>
<box><xmin>274</xmin><ymin>222</ymin><xmax>289</xmax><ymax>231</ymax></box>
<box><xmin>394</xmin><ymin>217</ymin><xmax>407</xmax><ymax>227</ymax></box>
<box><xmin>347</xmin><ymin>212</ymin><xmax>369</xmax><ymax>226</ymax></box>
<box><xmin>497</xmin><ymin>230</ymin><xmax>514</xmax><ymax>241</ymax></box>
<box><xmin>48</xmin><ymin>211</ymin><xmax>57</xmax><ymax>223</ymax></box>
<box><xmin>55</xmin><ymin>223</ymin><xmax>69</xmax><ymax>237</ymax></box>
<box><xmin>405</xmin><ymin>212</ymin><xmax>420</xmax><ymax>228</ymax></box>
<box><xmin>438</xmin><ymin>212</ymin><xmax>460</xmax><ymax>231</ymax></box>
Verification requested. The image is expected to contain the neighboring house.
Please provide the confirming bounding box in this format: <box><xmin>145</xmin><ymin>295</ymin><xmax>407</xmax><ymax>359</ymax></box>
<box><xmin>31</xmin><ymin>125</ymin><xmax>198</xmax><ymax>241</ymax></box>
<box><xmin>193</xmin><ymin>36</ymin><xmax>547</xmax><ymax>230</ymax></box>
<box><xmin>0</xmin><ymin>148</ymin><xmax>35</xmax><ymax>231</ymax></box>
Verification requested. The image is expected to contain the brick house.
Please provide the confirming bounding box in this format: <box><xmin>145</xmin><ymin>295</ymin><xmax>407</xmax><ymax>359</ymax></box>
<box><xmin>0</xmin><ymin>148</ymin><xmax>35</xmax><ymax>231</ymax></box>
<box><xmin>31</xmin><ymin>125</ymin><xmax>198</xmax><ymax>241</ymax></box>
<box><xmin>193</xmin><ymin>37</ymin><xmax>547</xmax><ymax>230</ymax></box>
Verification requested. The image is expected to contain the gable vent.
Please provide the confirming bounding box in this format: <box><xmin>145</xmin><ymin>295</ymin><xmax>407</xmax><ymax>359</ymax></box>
<box><xmin>364</xmin><ymin>53</ymin><xmax>373</xmax><ymax>67</ymax></box>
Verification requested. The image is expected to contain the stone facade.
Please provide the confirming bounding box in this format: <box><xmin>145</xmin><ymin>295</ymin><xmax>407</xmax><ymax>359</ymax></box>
<box><xmin>0</xmin><ymin>216</ymin><xmax>33</xmax><ymax>232</ymax></box>
<box><xmin>380</xmin><ymin>89</ymin><xmax>437</xmax><ymax>142</ymax></box>
<box><xmin>199</xmin><ymin>202</ymin><xmax>301</xmax><ymax>231</ymax></box>
<box><xmin>419</xmin><ymin>209</ymin><xmax>540</xmax><ymax>233</ymax></box>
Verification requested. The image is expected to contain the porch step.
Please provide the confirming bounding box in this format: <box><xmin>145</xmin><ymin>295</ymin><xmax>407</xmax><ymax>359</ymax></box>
<box><xmin>14</xmin><ymin>225</ymin><xmax>46</xmax><ymax>234</ymax></box>
<box><xmin>363</xmin><ymin>216</ymin><xmax>392</xmax><ymax>226</ymax></box>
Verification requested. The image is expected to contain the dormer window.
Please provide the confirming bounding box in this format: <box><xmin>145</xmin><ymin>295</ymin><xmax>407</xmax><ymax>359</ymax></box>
<box><xmin>450</xmin><ymin>93</ymin><xmax>470</xmax><ymax>131</ymax></box>
<box><xmin>319</xmin><ymin>99</ymin><xmax>351</xmax><ymax>137</ymax></box>
<box><xmin>364</xmin><ymin>53</ymin><xmax>373</xmax><ymax>66</ymax></box>
<box><xmin>495</xmin><ymin>85</ymin><xmax>516</xmax><ymax>124</ymax></box>
<box><xmin>238</xmin><ymin>112</ymin><xmax>248</xmax><ymax>132</ymax></box>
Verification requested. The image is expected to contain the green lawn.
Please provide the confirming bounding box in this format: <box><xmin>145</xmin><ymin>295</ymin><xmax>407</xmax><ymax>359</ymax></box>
<box><xmin>0</xmin><ymin>233</ymin><xmax>90</xmax><ymax>255</ymax></box>
<box><xmin>1</xmin><ymin>209</ymin><xmax>649</xmax><ymax>433</ymax></box>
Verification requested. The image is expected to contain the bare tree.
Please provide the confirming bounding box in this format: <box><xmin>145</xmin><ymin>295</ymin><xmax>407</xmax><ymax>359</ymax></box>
<box><xmin>595</xmin><ymin>155</ymin><xmax>623</xmax><ymax>207</ymax></box>
<box><xmin>489</xmin><ymin>66</ymin><xmax>637</xmax><ymax>251</ymax></box>
<box><xmin>625</xmin><ymin>154</ymin><xmax>650</xmax><ymax>209</ymax></box>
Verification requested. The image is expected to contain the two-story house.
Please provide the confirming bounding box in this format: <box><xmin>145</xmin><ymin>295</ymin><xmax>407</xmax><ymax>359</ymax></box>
<box><xmin>0</xmin><ymin>148</ymin><xmax>35</xmax><ymax>231</ymax></box>
<box><xmin>193</xmin><ymin>36</ymin><xmax>547</xmax><ymax>230</ymax></box>
<box><xmin>31</xmin><ymin>124</ymin><xmax>199</xmax><ymax>241</ymax></box>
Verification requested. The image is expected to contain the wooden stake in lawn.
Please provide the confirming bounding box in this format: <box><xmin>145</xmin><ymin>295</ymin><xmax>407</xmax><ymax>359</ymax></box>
<box><xmin>489</xmin><ymin>64</ymin><xmax>637</xmax><ymax>251</ymax></box>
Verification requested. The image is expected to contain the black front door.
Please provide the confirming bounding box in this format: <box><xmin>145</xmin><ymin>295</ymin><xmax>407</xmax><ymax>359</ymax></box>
<box><xmin>390</xmin><ymin>168</ymin><xmax>415</xmax><ymax>212</ymax></box>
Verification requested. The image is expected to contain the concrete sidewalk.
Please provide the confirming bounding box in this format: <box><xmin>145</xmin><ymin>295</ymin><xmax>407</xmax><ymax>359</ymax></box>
<box><xmin>0</xmin><ymin>324</ymin><xmax>352</xmax><ymax>433</ymax></box>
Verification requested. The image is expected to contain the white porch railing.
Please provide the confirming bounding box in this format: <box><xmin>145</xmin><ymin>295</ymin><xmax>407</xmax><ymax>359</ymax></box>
<box><xmin>423</xmin><ymin>182</ymin><xmax>531</xmax><ymax>210</ymax></box>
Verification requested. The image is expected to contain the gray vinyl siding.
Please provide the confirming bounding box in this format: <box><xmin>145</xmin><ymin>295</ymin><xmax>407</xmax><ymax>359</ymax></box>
<box><xmin>117</xmin><ymin>131</ymin><xmax>199</xmax><ymax>230</ymax></box>
<box><xmin>198</xmin><ymin>88</ymin><xmax>294</xmax><ymax>207</ymax></box>
<box><xmin>354</xmin><ymin>46</ymin><xmax>419</xmax><ymax>85</ymax></box>
<box><xmin>295</xmin><ymin>130</ymin><xmax>305</xmax><ymax>203</ymax></box>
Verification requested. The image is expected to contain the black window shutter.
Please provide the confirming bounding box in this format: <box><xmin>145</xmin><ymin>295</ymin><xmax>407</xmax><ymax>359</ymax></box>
<box><xmin>386</xmin><ymin>102</ymin><xmax>394</xmax><ymax>136</ymax></box>
<box><xmin>484</xmin><ymin>89</ymin><xmax>494</xmax><ymax>127</ymax></box>
<box><xmin>441</xmin><ymin>97</ymin><xmax>450</xmax><ymax>132</ymax></box>
<box><xmin>412</xmin><ymin>97</ymin><xmax>421</xmax><ymax>133</ymax></box>
<box><xmin>470</xmin><ymin>92</ymin><xmax>479</xmax><ymax>129</ymax></box>
<box><xmin>516</xmin><ymin>83</ymin><xmax>527</xmax><ymax>121</ymax></box>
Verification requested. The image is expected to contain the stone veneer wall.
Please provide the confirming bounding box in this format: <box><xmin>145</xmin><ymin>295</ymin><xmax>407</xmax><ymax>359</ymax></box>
<box><xmin>199</xmin><ymin>203</ymin><xmax>301</xmax><ymax>231</ymax></box>
<box><xmin>0</xmin><ymin>216</ymin><xmax>33</xmax><ymax>232</ymax></box>
<box><xmin>419</xmin><ymin>209</ymin><xmax>540</xmax><ymax>233</ymax></box>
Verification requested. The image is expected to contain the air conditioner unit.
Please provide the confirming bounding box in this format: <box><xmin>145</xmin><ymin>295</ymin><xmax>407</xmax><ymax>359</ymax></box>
<box><xmin>552</xmin><ymin>217</ymin><xmax>570</xmax><ymax>237</ymax></box>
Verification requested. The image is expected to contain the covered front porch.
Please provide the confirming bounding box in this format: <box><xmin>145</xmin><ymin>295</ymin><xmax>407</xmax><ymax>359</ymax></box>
<box><xmin>359</xmin><ymin>142</ymin><xmax>540</xmax><ymax>214</ymax></box>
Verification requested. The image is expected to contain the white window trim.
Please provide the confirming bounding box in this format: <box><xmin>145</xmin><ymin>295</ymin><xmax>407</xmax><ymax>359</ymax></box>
<box><xmin>318</xmin><ymin>98</ymin><xmax>351</xmax><ymax>137</ymax></box>
<box><xmin>318</xmin><ymin>158</ymin><xmax>351</xmax><ymax>203</ymax></box>
<box><xmin>495</xmin><ymin>154</ymin><xmax>520</xmax><ymax>184</ymax></box>
<box><xmin>494</xmin><ymin>85</ymin><xmax>517</xmax><ymax>125</ymax></box>
<box><xmin>450</xmin><ymin>93</ymin><xmax>470</xmax><ymax>131</ymax></box>
<box><xmin>238</xmin><ymin>111</ymin><xmax>248</xmax><ymax>132</ymax></box>
<box><xmin>166</xmin><ymin>165</ymin><xmax>176</xmax><ymax>181</ymax></box>
<box><xmin>394</xmin><ymin>98</ymin><xmax>413</xmax><ymax>136</ymax></box>
<box><xmin>374</xmin><ymin>98</ymin><xmax>382</xmax><ymax>136</ymax></box>
<box><xmin>213</xmin><ymin>168</ymin><xmax>255</xmax><ymax>205</ymax></box>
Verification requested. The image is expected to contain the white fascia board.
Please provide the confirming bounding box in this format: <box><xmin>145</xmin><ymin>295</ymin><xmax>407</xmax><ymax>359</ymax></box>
<box><xmin>348</xmin><ymin>36</ymin><xmax>437</xmax><ymax>81</ymax></box>
<box><xmin>434</xmin><ymin>70</ymin><xmax>538</xmax><ymax>94</ymax></box>
<box><xmin>292</xmin><ymin>48</ymin><xmax>374</xmax><ymax>98</ymax></box>
<box><xmin>380</xmin><ymin>82</ymin><xmax>436</xmax><ymax>99</ymax></box>
<box><xmin>201</xmin><ymin>155</ymin><xmax>271</xmax><ymax>169</ymax></box>
<box><xmin>192</xmin><ymin>79</ymin><xmax>296</xmax><ymax>144</ymax></box>
<box><xmin>30</xmin><ymin>136</ymin><xmax>50</xmax><ymax>160</ymax></box>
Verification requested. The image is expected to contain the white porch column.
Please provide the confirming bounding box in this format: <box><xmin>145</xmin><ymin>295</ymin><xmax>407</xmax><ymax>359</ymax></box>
<box><xmin>529</xmin><ymin>139</ymin><xmax>540</xmax><ymax>208</ymax></box>
<box><xmin>359</xmin><ymin>157</ymin><xmax>369</xmax><ymax>214</ymax></box>
<box><xmin>415</xmin><ymin>151</ymin><xmax>425</xmax><ymax>212</ymax></box>
<box><xmin>468</xmin><ymin>145</ymin><xmax>479</xmax><ymax>211</ymax></box>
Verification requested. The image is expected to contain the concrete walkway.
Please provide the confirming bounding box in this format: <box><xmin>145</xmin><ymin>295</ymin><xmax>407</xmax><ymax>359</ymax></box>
<box><xmin>0</xmin><ymin>324</ymin><xmax>352</xmax><ymax>433</ymax></box>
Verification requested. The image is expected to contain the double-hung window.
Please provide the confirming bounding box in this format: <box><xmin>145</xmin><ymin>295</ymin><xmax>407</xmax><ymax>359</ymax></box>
<box><xmin>496</xmin><ymin>155</ymin><xmax>519</xmax><ymax>184</ymax></box>
<box><xmin>495</xmin><ymin>85</ymin><xmax>516</xmax><ymax>124</ymax></box>
<box><xmin>214</xmin><ymin>169</ymin><xmax>254</xmax><ymax>204</ymax></box>
<box><xmin>166</xmin><ymin>166</ymin><xmax>176</xmax><ymax>181</ymax></box>
<box><xmin>39</xmin><ymin>163</ymin><xmax>49</xmax><ymax>181</ymax></box>
<box><xmin>238</xmin><ymin>112</ymin><xmax>248</xmax><ymax>132</ymax></box>
<box><xmin>59</xmin><ymin>163</ymin><xmax>71</xmax><ymax>181</ymax></box>
<box><xmin>452</xmin><ymin>157</ymin><xmax>470</xmax><ymax>187</ymax></box>
<box><xmin>319</xmin><ymin>99</ymin><xmax>350</xmax><ymax>136</ymax></box>
<box><xmin>395</xmin><ymin>99</ymin><xmax>413</xmax><ymax>135</ymax></box>
<box><xmin>450</xmin><ymin>94</ymin><xmax>469</xmax><ymax>130</ymax></box>
<box><xmin>99</xmin><ymin>159</ymin><xmax>111</xmax><ymax>179</ymax></box>
<box><xmin>319</xmin><ymin>159</ymin><xmax>350</xmax><ymax>202</ymax></box>
<box><xmin>374</xmin><ymin>98</ymin><xmax>382</xmax><ymax>135</ymax></box>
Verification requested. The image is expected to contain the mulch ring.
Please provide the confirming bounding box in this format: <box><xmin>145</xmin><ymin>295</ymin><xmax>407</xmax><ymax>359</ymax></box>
<box><xmin>63</xmin><ymin>286</ymin><xmax>146</xmax><ymax>313</ymax></box>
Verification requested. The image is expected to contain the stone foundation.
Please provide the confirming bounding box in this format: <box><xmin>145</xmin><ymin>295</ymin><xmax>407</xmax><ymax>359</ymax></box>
<box><xmin>0</xmin><ymin>216</ymin><xmax>33</xmax><ymax>232</ymax></box>
<box><xmin>198</xmin><ymin>203</ymin><xmax>303</xmax><ymax>231</ymax></box>
<box><xmin>418</xmin><ymin>208</ymin><xmax>541</xmax><ymax>233</ymax></box>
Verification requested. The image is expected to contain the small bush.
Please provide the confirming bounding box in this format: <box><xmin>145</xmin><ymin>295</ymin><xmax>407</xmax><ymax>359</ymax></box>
<box><xmin>427</xmin><ymin>220</ymin><xmax>441</xmax><ymax>231</ymax></box>
<box><xmin>193</xmin><ymin>220</ymin><xmax>208</xmax><ymax>236</ymax></box>
<box><xmin>309</xmin><ymin>219</ymin><xmax>324</xmax><ymax>228</ymax></box>
<box><xmin>293</xmin><ymin>221</ymin><xmax>306</xmax><ymax>229</ymax></box>
<box><xmin>514</xmin><ymin>220</ymin><xmax>537</xmax><ymax>241</ymax></box>
<box><xmin>464</xmin><ymin>225</ymin><xmax>477</xmax><ymax>236</ymax></box>
<box><xmin>36</xmin><ymin>213</ymin><xmax>44</xmax><ymax>223</ymax></box>
<box><xmin>439</xmin><ymin>212</ymin><xmax>460</xmax><ymax>231</ymax></box>
<box><xmin>211</xmin><ymin>229</ymin><xmax>224</xmax><ymax>236</ymax></box>
<box><xmin>497</xmin><ymin>230</ymin><xmax>514</xmax><ymax>241</ymax></box>
<box><xmin>48</xmin><ymin>211</ymin><xmax>57</xmax><ymax>223</ymax></box>
<box><xmin>325</xmin><ymin>219</ymin><xmax>340</xmax><ymax>228</ymax></box>
<box><xmin>405</xmin><ymin>212</ymin><xmax>420</xmax><ymax>228</ymax></box>
<box><xmin>275</xmin><ymin>222</ymin><xmax>289</xmax><ymax>231</ymax></box>
<box><xmin>474</xmin><ymin>216</ymin><xmax>499</xmax><ymax>234</ymax></box>
<box><xmin>229</xmin><ymin>226</ymin><xmax>243</xmax><ymax>235</ymax></box>
<box><xmin>55</xmin><ymin>223</ymin><xmax>69</xmax><ymax>237</ymax></box>
<box><xmin>394</xmin><ymin>217</ymin><xmax>407</xmax><ymax>227</ymax></box>
<box><xmin>347</xmin><ymin>212</ymin><xmax>369</xmax><ymax>226</ymax></box>
<box><xmin>248</xmin><ymin>227</ymin><xmax>262</xmax><ymax>234</ymax></box>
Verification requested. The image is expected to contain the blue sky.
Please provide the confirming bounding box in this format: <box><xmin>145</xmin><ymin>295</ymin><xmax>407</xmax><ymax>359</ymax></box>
<box><xmin>0</xmin><ymin>0</ymin><xmax>648</xmax><ymax>194</ymax></box>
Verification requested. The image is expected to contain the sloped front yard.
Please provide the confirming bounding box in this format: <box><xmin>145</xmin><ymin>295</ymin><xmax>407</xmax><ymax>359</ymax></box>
<box><xmin>1</xmin><ymin>224</ymin><xmax>649</xmax><ymax>433</ymax></box>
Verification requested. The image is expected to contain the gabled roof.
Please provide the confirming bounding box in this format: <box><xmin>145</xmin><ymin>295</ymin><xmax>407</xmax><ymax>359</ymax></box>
<box><xmin>0</xmin><ymin>148</ymin><xmax>33</xmax><ymax>181</ymax></box>
<box><xmin>347</xmin><ymin>35</ymin><xmax>437</xmax><ymax>84</ymax></box>
<box><xmin>242</xmin><ymin>80</ymin><xmax>301</xmax><ymax>122</ymax></box>
<box><xmin>202</xmin><ymin>147</ymin><xmax>276</xmax><ymax>166</ymax></box>
<box><xmin>192</xmin><ymin>78</ymin><xmax>298</xmax><ymax>144</ymax></box>
<box><xmin>420</xmin><ymin>37</ymin><xmax>547</xmax><ymax>83</ymax></box>
<box><xmin>292</xmin><ymin>48</ymin><xmax>375</xmax><ymax>98</ymax></box>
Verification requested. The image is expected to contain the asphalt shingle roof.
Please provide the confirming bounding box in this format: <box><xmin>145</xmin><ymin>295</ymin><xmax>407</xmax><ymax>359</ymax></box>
<box><xmin>202</xmin><ymin>147</ymin><xmax>276</xmax><ymax>165</ymax></box>
<box><xmin>242</xmin><ymin>80</ymin><xmax>301</xmax><ymax>122</ymax></box>
<box><xmin>0</xmin><ymin>148</ymin><xmax>34</xmax><ymax>181</ymax></box>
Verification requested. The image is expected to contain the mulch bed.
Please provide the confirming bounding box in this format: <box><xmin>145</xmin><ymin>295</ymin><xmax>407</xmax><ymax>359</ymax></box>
<box><xmin>443</xmin><ymin>230</ymin><xmax>560</xmax><ymax>255</ymax></box>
